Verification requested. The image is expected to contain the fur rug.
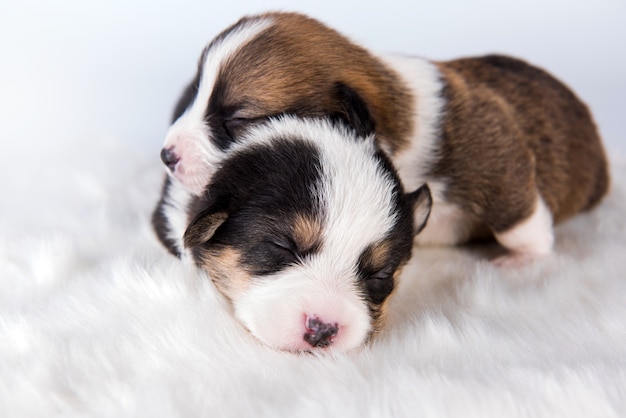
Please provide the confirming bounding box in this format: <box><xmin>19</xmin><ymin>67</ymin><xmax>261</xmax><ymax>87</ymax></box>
<box><xmin>1</xmin><ymin>136</ymin><xmax>625</xmax><ymax>417</ymax></box>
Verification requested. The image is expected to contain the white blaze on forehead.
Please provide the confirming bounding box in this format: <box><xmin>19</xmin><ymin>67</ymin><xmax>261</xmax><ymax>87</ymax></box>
<box><xmin>162</xmin><ymin>17</ymin><xmax>274</xmax><ymax>194</ymax></box>
<box><xmin>232</xmin><ymin>117</ymin><xmax>400</xmax><ymax>351</ymax></box>
<box><xmin>316</xmin><ymin>127</ymin><xmax>399</xmax><ymax>268</ymax></box>
<box><xmin>188</xmin><ymin>17</ymin><xmax>274</xmax><ymax>123</ymax></box>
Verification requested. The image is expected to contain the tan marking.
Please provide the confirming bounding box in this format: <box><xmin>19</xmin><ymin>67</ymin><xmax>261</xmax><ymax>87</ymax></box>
<box><xmin>359</xmin><ymin>240</ymin><xmax>392</xmax><ymax>275</ymax></box>
<box><xmin>369</xmin><ymin>241</ymin><xmax>392</xmax><ymax>272</ymax></box>
<box><xmin>366</xmin><ymin>263</ymin><xmax>404</xmax><ymax>342</ymax></box>
<box><xmin>292</xmin><ymin>214</ymin><xmax>323</xmax><ymax>253</ymax></box>
<box><xmin>392</xmin><ymin>266</ymin><xmax>403</xmax><ymax>281</ymax></box>
<box><xmin>370</xmin><ymin>301</ymin><xmax>388</xmax><ymax>336</ymax></box>
<box><xmin>368</xmin><ymin>286</ymin><xmax>395</xmax><ymax>337</ymax></box>
<box><xmin>199</xmin><ymin>246</ymin><xmax>250</xmax><ymax>302</ymax></box>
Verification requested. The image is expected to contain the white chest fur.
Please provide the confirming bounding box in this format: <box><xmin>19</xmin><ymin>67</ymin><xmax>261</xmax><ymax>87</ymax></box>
<box><xmin>379</xmin><ymin>54</ymin><xmax>475</xmax><ymax>246</ymax></box>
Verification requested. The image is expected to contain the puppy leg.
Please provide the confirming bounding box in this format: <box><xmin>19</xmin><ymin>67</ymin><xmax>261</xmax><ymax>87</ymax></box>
<box><xmin>492</xmin><ymin>194</ymin><xmax>554</xmax><ymax>266</ymax></box>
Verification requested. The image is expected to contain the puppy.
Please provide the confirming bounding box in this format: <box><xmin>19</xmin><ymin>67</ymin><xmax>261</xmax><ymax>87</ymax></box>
<box><xmin>168</xmin><ymin>111</ymin><xmax>431</xmax><ymax>351</ymax></box>
<box><xmin>154</xmin><ymin>12</ymin><xmax>609</xmax><ymax>263</ymax></box>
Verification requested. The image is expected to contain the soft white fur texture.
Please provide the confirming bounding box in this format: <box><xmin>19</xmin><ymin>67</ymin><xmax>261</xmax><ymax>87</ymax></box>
<box><xmin>1</xmin><ymin>136</ymin><xmax>625</xmax><ymax>417</ymax></box>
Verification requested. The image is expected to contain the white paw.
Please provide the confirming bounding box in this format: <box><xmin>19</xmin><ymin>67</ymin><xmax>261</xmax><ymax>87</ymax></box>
<box><xmin>494</xmin><ymin>196</ymin><xmax>554</xmax><ymax>256</ymax></box>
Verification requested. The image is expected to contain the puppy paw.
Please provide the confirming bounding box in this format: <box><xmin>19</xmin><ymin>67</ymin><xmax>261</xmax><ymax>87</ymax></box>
<box><xmin>494</xmin><ymin>196</ymin><xmax>554</xmax><ymax>263</ymax></box>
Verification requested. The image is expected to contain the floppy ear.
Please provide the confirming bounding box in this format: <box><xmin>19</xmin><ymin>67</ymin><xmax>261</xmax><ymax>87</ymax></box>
<box><xmin>183</xmin><ymin>210</ymin><xmax>228</xmax><ymax>249</ymax></box>
<box><xmin>331</xmin><ymin>82</ymin><xmax>376</xmax><ymax>138</ymax></box>
<box><xmin>406</xmin><ymin>184</ymin><xmax>432</xmax><ymax>235</ymax></box>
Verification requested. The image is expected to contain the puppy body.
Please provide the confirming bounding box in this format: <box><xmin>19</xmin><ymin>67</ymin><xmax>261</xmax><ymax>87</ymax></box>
<box><xmin>383</xmin><ymin>53</ymin><xmax>610</xmax><ymax>253</ymax></box>
<box><xmin>178</xmin><ymin>116</ymin><xmax>431</xmax><ymax>351</ymax></box>
<box><xmin>154</xmin><ymin>12</ymin><xmax>609</xmax><ymax>261</ymax></box>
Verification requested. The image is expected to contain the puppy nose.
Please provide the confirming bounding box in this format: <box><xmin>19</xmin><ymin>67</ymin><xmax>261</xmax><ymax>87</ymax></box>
<box><xmin>304</xmin><ymin>316</ymin><xmax>338</xmax><ymax>348</ymax></box>
<box><xmin>160</xmin><ymin>146</ymin><xmax>179</xmax><ymax>171</ymax></box>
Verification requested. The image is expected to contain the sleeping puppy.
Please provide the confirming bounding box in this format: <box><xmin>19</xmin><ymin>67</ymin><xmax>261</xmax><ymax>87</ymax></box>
<box><xmin>153</xmin><ymin>12</ymin><xmax>609</xmax><ymax>263</ymax></box>
<box><xmin>168</xmin><ymin>112</ymin><xmax>431</xmax><ymax>351</ymax></box>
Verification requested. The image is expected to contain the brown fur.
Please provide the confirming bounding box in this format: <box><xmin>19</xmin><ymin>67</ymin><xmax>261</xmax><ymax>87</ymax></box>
<box><xmin>359</xmin><ymin>241</ymin><xmax>393</xmax><ymax>273</ymax></box>
<box><xmin>198</xmin><ymin>246</ymin><xmax>250</xmax><ymax>302</ymax></box>
<box><xmin>433</xmin><ymin>55</ymin><xmax>609</xmax><ymax>233</ymax></box>
<box><xmin>292</xmin><ymin>214</ymin><xmax>323</xmax><ymax>253</ymax></box>
<box><xmin>217</xmin><ymin>12</ymin><xmax>414</xmax><ymax>154</ymax></box>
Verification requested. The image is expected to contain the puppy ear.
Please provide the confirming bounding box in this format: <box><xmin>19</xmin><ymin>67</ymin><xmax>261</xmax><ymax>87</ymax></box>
<box><xmin>406</xmin><ymin>184</ymin><xmax>432</xmax><ymax>235</ymax></box>
<box><xmin>331</xmin><ymin>82</ymin><xmax>376</xmax><ymax>138</ymax></box>
<box><xmin>183</xmin><ymin>210</ymin><xmax>228</xmax><ymax>249</ymax></box>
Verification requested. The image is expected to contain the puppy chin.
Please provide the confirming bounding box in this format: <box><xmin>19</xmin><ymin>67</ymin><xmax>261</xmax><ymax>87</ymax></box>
<box><xmin>232</xmin><ymin>274</ymin><xmax>372</xmax><ymax>352</ymax></box>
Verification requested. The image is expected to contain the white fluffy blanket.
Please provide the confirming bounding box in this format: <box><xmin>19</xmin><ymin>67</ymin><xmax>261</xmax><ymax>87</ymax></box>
<box><xmin>1</xmin><ymin>137</ymin><xmax>625</xmax><ymax>417</ymax></box>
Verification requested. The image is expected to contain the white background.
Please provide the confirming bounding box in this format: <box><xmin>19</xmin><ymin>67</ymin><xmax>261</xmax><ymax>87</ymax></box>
<box><xmin>1</xmin><ymin>4</ymin><xmax>625</xmax><ymax>414</ymax></box>
<box><xmin>1</xmin><ymin>0</ymin><xmax>624</xmax><ymax>155</ymax></box>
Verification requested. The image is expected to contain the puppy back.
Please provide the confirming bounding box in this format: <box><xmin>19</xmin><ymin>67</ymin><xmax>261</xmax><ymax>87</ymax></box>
<box><xmin>218</xmin><ymin>12</ymin><xmax>415</xmax><ymax>154</ymax></box>
<box><xmin>434</xmin><ymin>54</ymin><xmax>609</xmax><ymax>226</ymax></box>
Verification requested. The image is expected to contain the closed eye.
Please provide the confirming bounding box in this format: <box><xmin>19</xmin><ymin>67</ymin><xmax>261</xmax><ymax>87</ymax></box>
<box><xmin>223</xmin><ymin>118</ymin><xmax>248</xmax><ymax>138</ymax></box>
<box><xmin>223</xmin><ymin>117</ymin><xmax>266</xmax><ymax>138</ymax></box>
<box><xmin>249</xmin><ymin>238</ymin><xmax>302</xmax><ymax>276</ymax></box>
<box><xmin>270</xmin><ymin>238</ymin><xmax>301</xmax><ymax>260</ymax></box>
<box><xmin>366</xmin><ymin>267</ymin><xmax>394</xmax><ymax>287</ymax></box>
<box><xmin>369</xmin><ymin>267</ymin><xmax>393</xmax><ymax>281</ymax></box>
<box><xmin>266</xmin><ymin>238</ymin><xmax>302</xmax><ymax>263</ymax></box>
<box><xmin>365</xmin><ymin>269</ymin><xmax>395</xmax><ymax>305</ymax></box>
<box><xmin>368</xmin><ymin>275</ymin><xmax>390</xmax><ymax>284</ymax></box>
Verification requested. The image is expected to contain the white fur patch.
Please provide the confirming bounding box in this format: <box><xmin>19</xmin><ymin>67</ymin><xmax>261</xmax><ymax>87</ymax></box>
<box><xmin>414</xmin><ymin>181</ymin><xmax>481</xmax><ymax>246</ymax></box>
<box><xmin>378</xmin><ymin>54</ymin><xmax>445</xmax><ymax>192</ymax></box>
<box><xmin>495</xmin><ymin>195</ymin><xmax>554</xmax><ymax>255</ymax></box>
<box><xmin>162</xmin><ymin>17</ymin><xmax>273</xmax><ymax>195</ymax></box>
<box><xmin>379</xmin><ymin>55</ymin><xmax>466</xmax><ymax>249</ymax></box>
<box><xmin>232</xmin><ymin>117</ymin><xmax>400</xmax><ymax>351</ymax></box>
<box><xmin>160</xmin><ymin>180</ymin><xmax>195</xmax><ymax>261</ymax></box>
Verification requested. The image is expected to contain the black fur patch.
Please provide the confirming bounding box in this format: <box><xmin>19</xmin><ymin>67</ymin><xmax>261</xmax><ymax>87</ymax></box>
<box><xmin>355</xmin><ymin>195</ymin><xmax>415</xmax><ymax>306</ymax></box>
<box><xmin>187</xmin><ymin>137</ymin><xmax>324</xmax><ymax>275</ymax></box>
<box><xmin>151</xmin><ymin>177</ymin><xmax>180</xmax><ymax>257</ymax></box>
<box><xmin>354</xmin><ymin>147</ymin><xmax>421</xmax><ymax>307</ymax></box>
<box><xmin>330</xmin><ymin>82</ymin><xmax>376</xmax><ymax>138</ymax></box>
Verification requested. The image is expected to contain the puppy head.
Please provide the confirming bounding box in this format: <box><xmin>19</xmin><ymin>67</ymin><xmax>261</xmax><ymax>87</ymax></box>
<box><xmin>160</xmin><ymin>12</ymin><xmax>412</xmax><ymax>195</ymax></box>
<box><xmin>183</xmin><ymin>116</ymin><xmax>431</xmax><ymax>352</ymax></box>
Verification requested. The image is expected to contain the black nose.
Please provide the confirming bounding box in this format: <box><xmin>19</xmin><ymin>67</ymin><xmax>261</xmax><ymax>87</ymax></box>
<box><xmin>304</xmin><ymin>317</ymin><xmax>338</xmax><ymax>348</ymax></box>
<box><xmin>160</xmin><ymin>147</ymin><xmax>179</xmax><ymax>171</ymax></box>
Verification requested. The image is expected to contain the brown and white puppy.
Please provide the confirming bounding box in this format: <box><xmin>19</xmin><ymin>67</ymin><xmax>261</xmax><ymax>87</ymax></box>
<box><xmin>153</xmin><ymin>11</ymin><xmax>609</xmax><ymax>264</ymax></box>
<box><xmin>174</xmin><ymin>114</ymin><xmax>431</xmax><ymax>351</ymax></box>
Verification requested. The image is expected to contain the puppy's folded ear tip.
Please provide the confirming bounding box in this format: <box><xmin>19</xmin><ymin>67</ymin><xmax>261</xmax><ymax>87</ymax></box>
<box><xmin>414</xmin><ymin>183</ymin><xmax>431</xmax><ymax>199</ymax></box>
<box><xmin>408</xmin><ymin>184</ymin><xmax>432</xmax><ymax>235</ymax></box>
<box><xmin>183</xmin><ymin>211</ymin><xmax>229</xmax><ymax>249</ymax></box>
<box><xmin>332</xmin><ymin>82</ymin><xmax>376</xmax><ymax>138</ymax></box>
<box><xmin>408</xmin><ymin>183</ymin><xmax>432</xmax><ymax>206</ymax></box>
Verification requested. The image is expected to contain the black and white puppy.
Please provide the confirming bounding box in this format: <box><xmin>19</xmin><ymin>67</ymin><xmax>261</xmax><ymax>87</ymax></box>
<box><xmin>160</xmin><ymin>111</ymin><xmax>431</xmax><ymax>351</ymax></box>
<box><xmin>154</xmin><ymin>12</ymin><xmax>609</xmax><ymax>265</ymax></box>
